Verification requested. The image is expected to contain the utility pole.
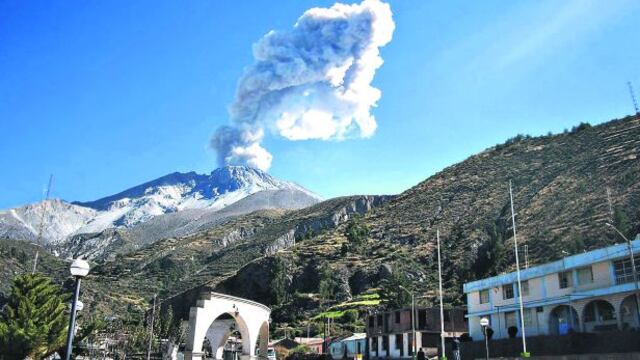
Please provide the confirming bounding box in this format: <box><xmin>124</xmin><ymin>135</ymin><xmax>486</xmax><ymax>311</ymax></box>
<box><xmin>606</xmin><ymin>187</ymin><xmax>614</xmax><ymax>220</ymax></box>
<box><xmin>509</xmin><ymin>181</ymin><xmax>528</xmax><ymax>357</ymax></box>
<box><xmin>399</xmin><ymin>285</ymin><xmax>416</xmax><ymax>358</ymax></box>
<box><xmin>437</xmin><ymin>230</ymin><xmax>445</xmax><ymax>360</ymax></box>
<box><xmin>524</xmin><ymin>244</ymin><xmax>529</xmax><ymax>269</ymax></box>
<box><xmin>322</xmin><ymin>316</ymin><xmax>326</xmax><ymax>354</ymax></box>
<box><xmin>33</xmin><ymin>174</ymin><xmax>53</xmax><ymax>274</ymax></box>
<box><xmin>629</xmin><ymin>81</ymin><xmax>640</xmax><ymax>115</ymax></box>
<box><xmin>606</xmin><ymin>223</ymin><xmax>640</xmax><ymax>326</ymax></box>
<box><xmin>147</xmin><ymin>294</ymin><xmax>157</xmax><ymax>360</ymax></box>
<box><xmin>412</xmin><ymin>292</ymin><xmax>416</xmax><ymax>358</ymax></box>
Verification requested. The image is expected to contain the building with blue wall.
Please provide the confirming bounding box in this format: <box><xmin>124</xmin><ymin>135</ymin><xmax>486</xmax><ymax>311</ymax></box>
<box><xmin>329</xmin><ymin>333</ymin><xmax>366</xmax><ymax>360</ymax></box>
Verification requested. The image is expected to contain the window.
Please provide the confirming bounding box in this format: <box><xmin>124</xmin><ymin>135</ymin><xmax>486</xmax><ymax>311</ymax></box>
<box><xmin>395</xmin><ymin>311</ymin><xmax>401</xmax><ymax>323</ymax></box>
<box><xmin>369</xmin><ymin>316</ymin><xmax>375</xmax><ymax>327</ymax></box>
<box><xmin>502</xmin><ymin>284</ymin><xmax>514</xmax><ymax>299</ymax></box>
<box><xmin>504</xmin><ymin>311</ymin><xmax>517</xmax><ymax>328</ymax></box>
<box><xmin>371</xmin><ymin>337</ymin><xmax>378</xmax><ymax>354</ymax></box>
<box><xmin>418</xmin><ymin>310</ymin><xmax>426</xmax><ymax>329</ymax></box>
<box><xmin>395</xmin><ymin>334</ymin><xmax>403</xmax><ymax>356</ymax></box>
<box><xmin>479</xmin><ymin>289</ymin><xmax>490</xmax><ymax>304</ymax></box>
<box><xmin>377</xmin><ymin>314</ymin><xmax>383</xmax><ymax>326</ymax></box>
<box><xmin>523</xmin><ymin>309</ymin><xmax>534</xmax><ymax>327</ymax></box>
<box><xmin>408</xmin><ymin>334</ymin><xmax>413</xmax><ymax>355</ymax></box>
<box><xmin>577</xmin><ymin>266</ymin><xmax>593</xmax><ymax>285</ymax></box>
<box><xmin>558</xmin><ymin>271</ymin><xmax>572</xmax><ymax>289</ymax></box>
<box><xmin>518</xmin><ymin>280</ymin><xmax>529</xmax><ymax>297</ymax></box>
<box><xmin>614</xmin><ymin>256</ymin><xmax>640</xmax><ymax>285</ymax></box>
<box><xmin>382</xmin><ymin>336</ymin><xmax>389</xmax><ymax>351</ymax></box>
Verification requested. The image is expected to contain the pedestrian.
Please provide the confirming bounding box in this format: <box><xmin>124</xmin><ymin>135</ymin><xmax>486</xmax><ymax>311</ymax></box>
<box><xmin>417</xmin><ymin>348</ymin><xmax>426</xmax><ymax>360</ymax></box>
<box><xmin>452</xmin><ymin>338</ymin><xmax>461</xmax><ymax>360</ymax></box>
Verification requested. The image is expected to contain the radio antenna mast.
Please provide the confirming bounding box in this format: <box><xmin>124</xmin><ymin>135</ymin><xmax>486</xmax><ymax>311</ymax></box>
<box><xmin>628</xmin><ymin>81</ymin><xmax>640</xmax><ymax>115</ymax></box>
<box><xmin>32</xmin><ymin>174</ymin><xmax>53</xmax><ymax>274</ymax></box>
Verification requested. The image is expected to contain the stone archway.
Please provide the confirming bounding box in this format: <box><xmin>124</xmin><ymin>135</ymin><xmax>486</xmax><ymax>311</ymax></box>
<box><xmin>620</xmin><ymin>294</ymin><xmax>640</xmax><ymax>331</ymax></box>
<box><xmin>184</xmin><ymin>292</ymin><xmax>271</xmax><ymax>360</ymax></box>
<box><xmin>548</xmin><ymin>305</ymin><xmax>579</xmax><ymax>335</ymax></box>
<box><xmin>204</xmin><ymin>316</ymin><xmax>236</xmax><ymax>359</ymax></box>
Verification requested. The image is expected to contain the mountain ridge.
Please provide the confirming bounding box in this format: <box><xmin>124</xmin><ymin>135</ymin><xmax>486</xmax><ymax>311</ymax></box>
<box><xmin>0</xmin><ymin>166</ymin><xmax>320</xmax><ymax>248</ymax></box>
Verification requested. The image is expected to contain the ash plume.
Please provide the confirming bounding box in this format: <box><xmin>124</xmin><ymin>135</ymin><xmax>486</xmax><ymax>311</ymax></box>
<box><xmin>211</xmin><ymin>0</ymin><xmax>395</xmax><ymax>171</ymax></box>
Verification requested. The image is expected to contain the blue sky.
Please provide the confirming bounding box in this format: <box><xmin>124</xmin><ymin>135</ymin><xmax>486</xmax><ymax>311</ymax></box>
<box><xmin>1</xmin><ymin>0</ymin><xmax>639</xmax><ymax>209</ymax></box>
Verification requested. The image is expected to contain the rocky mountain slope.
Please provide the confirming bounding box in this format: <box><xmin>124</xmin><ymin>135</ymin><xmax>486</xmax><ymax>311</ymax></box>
<box><xmin>0</xmin><ymin>166</ymin><xmax>320</xmax><ymax>252</ymax></box>
<box><xmin>214</xmin><ymin>115</ymin><xmax>640</xmax><ymax>327</ymax></box>
<box><xmin>5</xmin><ymin>195</ymin><xmax>389</xmax><ymax>317</ymax></box>
<box><xmin>1</xmin><ymin>115</ymin><xmax>639</xmax><ymax>337</ymax></box>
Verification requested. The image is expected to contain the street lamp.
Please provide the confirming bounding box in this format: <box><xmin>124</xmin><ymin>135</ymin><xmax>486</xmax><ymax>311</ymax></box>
<box><xmin>606</xmin><ymin>223</ymin><xmax>640</xmax><ymax>326</ymax></box>
<box><xmin>480</xmin><ymin>318</ymin><xmax>490</xmax><ymax>360</ymax></box>
<box><xmin>399</xmin><ymin>286</ymin><xmax>416</xmax><ymax>359</ymax></box>
<box><xmin>68</xmin><ymin>300</ymin><xmax>84</xmax><ymax>312</ymax></box>
<box><xmin>64</xmin><ymin>258</ymin><xmax>90</xmax><ymax>360</ymax></box>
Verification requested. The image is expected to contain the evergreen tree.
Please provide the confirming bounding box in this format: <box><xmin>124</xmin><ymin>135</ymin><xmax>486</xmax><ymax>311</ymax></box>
<box><xmin>0</xmin><ymin>273</ymin><xmax>69</xmax><ymax>360</ymax></box>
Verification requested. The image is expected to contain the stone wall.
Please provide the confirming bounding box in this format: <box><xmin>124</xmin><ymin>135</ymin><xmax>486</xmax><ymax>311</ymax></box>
<box><xmin>457</xmin><ymin>332</ymin><xmax>640</xmax><ymax>360</ymax></box>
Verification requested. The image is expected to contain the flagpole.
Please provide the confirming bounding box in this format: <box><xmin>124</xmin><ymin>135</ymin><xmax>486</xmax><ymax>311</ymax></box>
<box><xmin>509</xmin><ymin>180</ymin><xmax>529</xmax><ymax>357</ymax></box>
<box><xmin>437</xmin><ymin>229</ymin><xmax>446</xmax><ymax>360</ymax></box>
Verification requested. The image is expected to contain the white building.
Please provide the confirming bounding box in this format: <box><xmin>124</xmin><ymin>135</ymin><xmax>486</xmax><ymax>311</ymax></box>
<box><xmin>464</xmin><ymin>239</ymin><xmax>640</xmax><ymax>340</ymax></box>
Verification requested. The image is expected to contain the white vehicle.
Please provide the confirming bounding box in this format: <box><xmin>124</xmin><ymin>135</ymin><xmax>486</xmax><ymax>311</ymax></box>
<box><xmin>256</xmin><ymin>346</ymin><xmax>277</xmax><ymax>360</ymax></box>
<box><xmin>267</xmin><ymin>347</ymin><xmax>277</xmax><ymax>360</ymax></box>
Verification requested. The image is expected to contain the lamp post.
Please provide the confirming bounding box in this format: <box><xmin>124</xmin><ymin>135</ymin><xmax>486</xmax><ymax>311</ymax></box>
<box><xmin>64</xmin><ymin>258</ymin><xmax>90</xmax><ymax>360</ymax></box>
<box><xmin>606</xmin><ymin>223</ymin><xmax>640</xmax><ymax>326</ymax></box>
<box><xmin>399</xmin><ymin>286</ymin><xmax>416</xmax><ymax>359</ymax></box>
<box><xmin>480</xmin><ymin>318</ymin><xmax>490</xmax><ymax>360</ymax></box>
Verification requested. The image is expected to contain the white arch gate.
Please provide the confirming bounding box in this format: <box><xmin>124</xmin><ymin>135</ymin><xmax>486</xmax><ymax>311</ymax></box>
<box><xmin>184</xmin><ymin>292</ymin><xmax>270</xmax><ymax>360</ymax></box>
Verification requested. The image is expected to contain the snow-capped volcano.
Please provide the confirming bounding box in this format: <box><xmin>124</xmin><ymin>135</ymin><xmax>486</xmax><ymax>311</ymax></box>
<box><xmin>0</xmin><ymin>166</ymin><xmax>320</xmax><ymax>246</ymax></box>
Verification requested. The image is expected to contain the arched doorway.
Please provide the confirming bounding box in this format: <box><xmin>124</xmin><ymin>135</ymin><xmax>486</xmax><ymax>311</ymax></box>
<box><xmin>548</xmin><ymin>305</ymin><xmax>579</xmax><ymax>335</ymax></box>
<box><xmin>583</xmin><ymin>300</ymin><xmax>617</xmax><ymax>332</ymax></box>
<box><xmin>620</xmin><ymin>295</ymin><xmax>640</xmax><ymax>331</ymax></box>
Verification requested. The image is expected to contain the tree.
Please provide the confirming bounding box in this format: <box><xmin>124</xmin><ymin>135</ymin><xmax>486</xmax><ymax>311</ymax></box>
<box><xmin>342</xmin><ymin>217</ymin><xmax>370</xmax><ymax>255</ymax></box>
<box><xmin>0</xmin><ymin>273</ymin><xmax>69</xmax><ymax>360</ymax></box>
<box><xmin>345</xmin><ymin>217</ymin><xmax>369</xmax><ymax>244</ymax></box>
<box><xmin>271</xmin><ymin>258</ymin><xmax>291</xmax><ymax>304</ymax></box>
<box><xmin>318</xmin><ymin>263</ymin><xmax>338</xmax><ymax>301</ymax></box>
<box><xmin>613</xmin><ymin>208</ymin><xmax>633</xmax><ymax>239</ymax></box>
<box><xmin>380</xmin><ymin>265</ymin><xmax>413</xmax><ymax>309</ymax></box>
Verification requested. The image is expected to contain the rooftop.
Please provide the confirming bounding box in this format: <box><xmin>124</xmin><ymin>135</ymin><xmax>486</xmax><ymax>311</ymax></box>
<box><xmin>463</xmin><ymin>238</ymin><xmax>640</xmax><ymax>293</ymax></box>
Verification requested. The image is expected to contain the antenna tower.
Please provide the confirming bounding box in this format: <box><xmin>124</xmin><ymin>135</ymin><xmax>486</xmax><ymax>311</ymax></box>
<box><xmin>629</xmin><ymin>81</ymin><xmax>640</xmax><ymax>115</ymax></box>
<box><xmin>32</xmin><ymin>174</ymin><xmax>53</xmax><ymax>274</ymax></box>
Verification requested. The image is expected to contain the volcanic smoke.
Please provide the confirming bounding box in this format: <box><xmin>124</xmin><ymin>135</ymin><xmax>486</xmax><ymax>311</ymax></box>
<box><xmin>211</xmin><ymin>0</ymin><xmax>395</xmax><ymax>171</ymax></box>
